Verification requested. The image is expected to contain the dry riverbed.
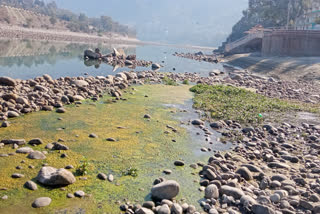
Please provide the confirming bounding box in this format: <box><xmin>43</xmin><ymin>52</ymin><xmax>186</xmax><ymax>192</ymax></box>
<box><xmin>0</xmin><ymin>61</ymin><xmax>319</xmax><ymax>214</ymax></box>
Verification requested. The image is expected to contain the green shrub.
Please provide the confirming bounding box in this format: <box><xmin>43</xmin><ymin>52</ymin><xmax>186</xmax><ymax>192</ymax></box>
<box><xmin>162</xmin><ymin>76</ymin><xmax>178</xmax><ymax>86</ymax></box>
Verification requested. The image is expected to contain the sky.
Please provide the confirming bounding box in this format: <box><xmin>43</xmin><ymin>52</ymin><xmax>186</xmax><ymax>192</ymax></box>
<box><xmin>50</xmin><ymin>0</ymin><xmax>248</xmax><ymax>47</ymax></box>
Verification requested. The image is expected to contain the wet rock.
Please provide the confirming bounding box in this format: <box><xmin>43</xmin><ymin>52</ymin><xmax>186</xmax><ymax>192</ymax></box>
<box><xmin>191</xmin><ymin>119</ymin><xmax>204</xmax><ymax>126</ymax></box>
<box><xmin>24</xmin><ymin>180</ymin><xmax>38</xmax><ymax>190</ymax></box>
<box><xmin>151</xmin><ymin>180</ymin><xmax>180</xmax><ymax>200</ymax></box>
<box><xmin>32</xmin><ymin>197</ymin><xmax>51</xmax><ymax>208</ymax></box>
<box><xmin>205</xmin><ymin>184</ymin><xmax>219</xmax><ymax>199</ymax></box>
<box><xmin>0</xmin><ymin>76</ymin><xmax>16</xmax><ymax>86</ymax></box>
<box><xmin>27</xmin><ymin>151</ymin><xmax>46</xmax><ymax>160</ymax></box>
<box><xmin>28</xmin><ymin>138</ymin><xmax>43</xmax><ymax>145</ymax></box>
<box><xmin>16</xmin><ymin>147</ymin><xmax>34</xmax><ymax>154</ymax></box>
<box><xmin>37</xmin><ymin>166</ymin><xmax>76</xmax><ymax>186</ymax></box>
<box><xmin>152</xmin><ymin>63</ymin><xmax>161</xmax><ymax>69</ymax></box>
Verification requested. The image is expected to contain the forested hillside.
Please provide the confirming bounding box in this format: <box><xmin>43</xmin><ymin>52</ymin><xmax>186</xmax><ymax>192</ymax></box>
<box><xmin>225</xmin><ymin>0</ymin><xmax>312</xmax><ymax>43</ymax></box>
<box><xmin>0</xmin><ymin>0</ymin><xmax>135</xmax><ymax>37</ymax></box>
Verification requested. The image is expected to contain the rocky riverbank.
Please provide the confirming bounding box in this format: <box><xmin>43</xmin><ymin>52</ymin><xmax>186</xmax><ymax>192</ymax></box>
<box><xmin>0</xmin><ymin>67</ymin><xmax>319</xmax><ymax>127</ymax></box>
<box><xmin>173</xmin><ymin>52</ymin><xmax>220</xmax><ymax>64</ymax></box>
<box><xmin>0</xmin><ymin>64</ymin><xmax>319</xmax><ymax>213</ymax></box>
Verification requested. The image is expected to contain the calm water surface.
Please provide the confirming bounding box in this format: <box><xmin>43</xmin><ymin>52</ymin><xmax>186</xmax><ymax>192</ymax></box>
<box><xmin>0</xmin><ymin>39</ymin><xmax>222</xmax><ymax>79</ymax></box>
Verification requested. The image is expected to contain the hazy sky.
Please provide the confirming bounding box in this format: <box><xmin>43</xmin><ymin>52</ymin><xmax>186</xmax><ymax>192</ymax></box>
<box><xmin>51</xmin><ymin>0</ymin><xmax>248</xmax><ymax>46</ymax></box>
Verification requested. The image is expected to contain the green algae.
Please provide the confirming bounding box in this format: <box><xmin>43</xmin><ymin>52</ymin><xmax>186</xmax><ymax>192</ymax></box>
<box><xmin>0</xmin><ymin>84</ymin><xmax>209</xmax><ymax>214</ymax></box>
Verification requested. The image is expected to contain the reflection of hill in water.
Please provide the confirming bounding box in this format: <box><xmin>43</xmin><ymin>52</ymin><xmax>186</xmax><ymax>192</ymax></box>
<box><xmin>0</xmin><ymin>39</ymin><xmax>136</xmax><ymax>67</ymax></box>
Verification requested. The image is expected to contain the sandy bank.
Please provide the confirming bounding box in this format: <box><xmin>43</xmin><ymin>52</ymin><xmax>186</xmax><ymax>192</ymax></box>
<box><xmin>0</xmin><ymin>24</ymin><xmax>141</xmax><ymax>45</ymax></box>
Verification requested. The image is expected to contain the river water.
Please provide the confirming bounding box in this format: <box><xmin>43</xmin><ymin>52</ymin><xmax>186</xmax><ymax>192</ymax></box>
<box><xmin>0</xmin><ymin>39</ymin><xmax>222</xmax><ymax>79</ymax></box>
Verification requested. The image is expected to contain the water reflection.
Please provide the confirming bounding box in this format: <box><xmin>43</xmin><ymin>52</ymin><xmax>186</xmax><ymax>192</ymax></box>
<box><xmin>0</xmin><ymin>39</ymin><xmax>222</xmax><ymax>79</ymax></box>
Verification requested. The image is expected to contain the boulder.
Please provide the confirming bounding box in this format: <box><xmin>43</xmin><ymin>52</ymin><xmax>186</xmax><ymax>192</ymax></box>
<box><xmin>252</xmin><ymin>204</ymin><xmax>275</xmax><ymax>214</ymax></box>
<box><xmin>16</xmin><ymin>147</ymin><xmax>34</xmax><ymax>154</ymax></box>
<box><xmin>29</xmin><ymin>138</ymin><xmax>43</xmax><ymax>145</ymax></box>
<box><xmin>152</xmin><ymin>63</ymin><xmax>161</xmax><ymax>69</ymax></box>
<box><xmin>2</xmin><ymin>139</ymin><xmax>26</xmax><ymax>146</ymax></box>
<box><xmin>27</xmin><ymin>151</ymin><xmax>46</xmax><ymax>160</ymax></box>
<box><xmin>151</xmin><ymin>180</ymin><xmax>180</xmax><ymax>200</ymax></box>
<box><xmin>32</xmin><ymin>197</ymin><xmax>51</xmax><ymax>208</ymax></box>
<box><xmin>191</xmin><ymin>119</ymin><xmax>204</xmax><ymax>126</ymax></box>
<box><xmin>205</xmin><ymin>184</ymin><xmax>219</xmax><ymax>199</ymax></box>
<box><xmin>113</xmin><ymin>48</ymin><xmax>126</xmax><ymax>58</ymax></box>
<box><xmin>7</xmin><ymin>111</ymin><xmax>19</xmax><ymax>118</ymax></box>
<box><xmin>220</xmin><ymin>185</ymin><xmax>245</xmax><ymax>199</ymax></box>
<box><xmin>84</xmin><ymin>49</ymin><xmax>100</xmax><ymax>59</ymax></box>
<box><xmin>136</xmin><ymin>208</ymin><xmax>154</xmax><ymax>214</ymax></box>
<box><xmin>236</xmin><ymin>167</ymin><xmax>253</xmax><ymax>181</ymax></box>
<box><xmin>24</xmin><ymin>180</ymin><xmax>38</xmax><ymax>190</ymax></box>
<box><xmin>52</xmin><ymin>143</ymin><xmax>69</xmax><ymax>150</ymax></box>
<box><xmin>36</xmin><ymin>166</ymin><xmax>76</xmax><ymax>186</ymax></box>
<box><xmin>72</xmin><ymin>80</ymin><xmax>89</xmax><ymax>88</ymax></box>
<box><xmin>158</xmin><ymin>204</ymin><xmax>170</xmax><ymax>214</ymax></box>
<box><xmin>0</xmin><ymin>76</ymin><xmax>16</xmax><ymax>86</ymax></box>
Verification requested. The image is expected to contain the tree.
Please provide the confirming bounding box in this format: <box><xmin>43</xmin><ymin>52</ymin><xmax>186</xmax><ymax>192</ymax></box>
<box><xmin>49</xmin><ymin>16</ymin><xmax>57</xmax><ymax>25</ymax></box>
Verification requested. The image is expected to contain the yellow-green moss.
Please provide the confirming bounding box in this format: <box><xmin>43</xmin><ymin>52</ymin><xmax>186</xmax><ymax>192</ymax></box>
<box><xmin>0</xmin><ymin>85</ymin><xmax>207</xmax><ymax>214</ymax></box>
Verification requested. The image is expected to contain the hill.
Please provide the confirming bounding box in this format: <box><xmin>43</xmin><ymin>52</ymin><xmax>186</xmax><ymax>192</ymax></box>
<box><xmin>52</xmin><ymin>0</ymin><xmax>248</xmax><ymax>47</ymax></box>
<box><xmin>0</xmin><ymin>0</ymin><xmax>135</xmax><ymax>37</ymax></box>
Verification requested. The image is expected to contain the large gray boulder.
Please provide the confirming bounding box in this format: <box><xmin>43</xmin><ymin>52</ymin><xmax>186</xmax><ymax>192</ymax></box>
<box><xmin>72</xmin><ymin>80</ymin><xmax>89</xmax><ymax>88</ymax></box>
<box><xmin>84</xmin><ymin>49</ymin><xmax>100</xmax><ymax>60</ymax></box>
<box><xmin>0</xmin><ymin>76</ymin><xmax>16</xmax><ymax>86</ymax></box>
<box><xmin>151</xmin><ymin>180</ymin><xmax>180</xmax><ymax>200</ymax></box>
<box><xmin>205</xmin><ymin>184</ymin><xmax>219</xmax><ymax>199</ymax></box>
<box><xmin>2</xmin><ymin>139</ymin><xmax>26</xmax><ymax>146</ymax></box>
<box><xmin>32</xmin><ymin>197</ymin><xmax>51</xmax><ymax>208</ymax></box>
<box><xmin>36</xmin><ymin>167</ymin><xmax>76</xmax><ymax>186</ymax></box>
<box><xmin>220</xmin><ymin>185</ymin><xmax>245</xmax><ymax>199</ymax></box>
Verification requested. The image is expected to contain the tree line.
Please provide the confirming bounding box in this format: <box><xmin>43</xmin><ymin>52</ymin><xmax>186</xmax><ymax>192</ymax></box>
<box><xmin>0</xmin><ymin>0</ymin><xmax>136</xmax><ymax>37</ymax></box>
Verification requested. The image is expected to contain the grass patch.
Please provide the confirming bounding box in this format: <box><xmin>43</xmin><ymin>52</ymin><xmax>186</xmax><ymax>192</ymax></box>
<box><xmin>182</xmin><ymin>79</ymin><xmax>190</xmax><ymax>85</ymax></box>
<box><xmin>190</xmin><ymin>84</ymin><xmax>314</xmax><ymax>124</ymax></box>
<box><xmin>162</xmin><ymin>76</ymin><xmax>178</xmax><ymax>86</ymax></box>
